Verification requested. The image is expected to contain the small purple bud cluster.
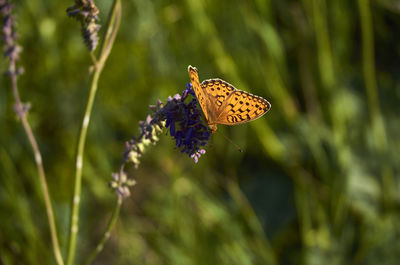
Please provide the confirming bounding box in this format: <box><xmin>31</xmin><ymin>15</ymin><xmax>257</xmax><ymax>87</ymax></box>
<box><xmin>67</xmin><ymin>0</ymin><xmax>100</xmax><ymax>51</ymax></box>
<box><xmin>123</xmin><ymin>103</ymin><xmax>165</xmax><ymax>169</ymax></box>
<box><xmin>112</xmin><ymin>102</ymin><xmax>164</xmax><ymax>198</ymax></box>
<box><xmin>110</xmin><ymin>171</ymin><xmax>136</xmax><ymax>199</ymax></box>
<box><xmin>0</xmin><ymin>0</ymin><xmax>23</xmax><ymax>75</ymax></box>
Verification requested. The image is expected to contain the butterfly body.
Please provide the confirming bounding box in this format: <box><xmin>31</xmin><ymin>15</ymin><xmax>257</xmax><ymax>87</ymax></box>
<box><xmin>188</xmin><ymin>65</ymin><xmax>271</xmax><ymax>133</ymax></box>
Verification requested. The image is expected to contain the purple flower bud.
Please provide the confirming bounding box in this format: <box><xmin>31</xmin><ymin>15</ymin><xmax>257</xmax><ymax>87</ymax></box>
<box><xmin>1</xmin><ymin>0</ymin><xmax>22</xmax><ymax>76</ymax></box>
<box><xmin>66</xmin><ymin>0</ymin><xmax>100</xmax><ymax>51</ymax></box>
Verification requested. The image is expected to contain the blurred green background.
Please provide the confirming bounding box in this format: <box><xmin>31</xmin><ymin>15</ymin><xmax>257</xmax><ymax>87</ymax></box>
<box><xmin>1</xmin><ymin>0</ymin><xmax>400</xmax><ymax>264</ymax></box>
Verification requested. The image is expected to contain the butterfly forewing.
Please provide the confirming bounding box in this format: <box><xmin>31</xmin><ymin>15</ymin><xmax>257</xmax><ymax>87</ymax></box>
<box><xmin>188</xmin><ymin>66</ymin><xmax>210</xmax><ymax>122</ymax></box>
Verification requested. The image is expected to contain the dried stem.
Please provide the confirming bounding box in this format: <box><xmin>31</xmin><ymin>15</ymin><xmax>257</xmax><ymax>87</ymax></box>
<box><xmin>2</xmin><ymin>0</ymin><xmax>64</xmax><ymax>264</ymax></box>
<box><xmin>11</xmin><ymin>70</ymin><xmax>65</xmax><ymax>265</ymax></box>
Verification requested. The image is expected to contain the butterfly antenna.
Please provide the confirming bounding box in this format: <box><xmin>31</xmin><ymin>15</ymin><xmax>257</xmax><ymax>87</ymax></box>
<box><xmin>217</xmin><ymin>131</ymin><xmax>243</xmax><ymax>152</ymax></box>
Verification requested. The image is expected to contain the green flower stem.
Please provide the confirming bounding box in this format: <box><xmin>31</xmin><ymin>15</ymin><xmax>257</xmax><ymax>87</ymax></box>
<box><xmin>10</xmin><ymin>62</ymin><xmax>64</xmax><ymax>265</ymax></box>
<box><xmin>357</xmin><ymin>0</ymin><xmax>394</xmax><ymax>206</ymax></box>
<box><xmin>357</xmin><ymin>0</ymin><xmax>387</xmax><ymax>148</ymax></box>
<box><xmin>66</xmin><ymin>1</ymin><xmax>122</xmax><ymax>265</ymax></box>
<box><xmin>312</xmin><ymin>0</ymin><xmax>334</xmax><ymax>90</ymax></box>
<box><xmin>81</xmin><ymin>197</ymin><xmax>122</xmax><ymax>265</ymax></box>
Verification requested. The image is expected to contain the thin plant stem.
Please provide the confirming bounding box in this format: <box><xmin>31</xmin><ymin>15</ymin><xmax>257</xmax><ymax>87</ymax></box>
<box><xmin>66</xmin><ymin>1</ymin><xmax>122</xmax><ymax>264</ymax></box>
<box><xmin>358</xmin><ymin>0</ymin><xmax>380</xmax><ymax>120</ymax></box>
<box><xmin>357</xmin><ymin>0</ymin><xmax>387</xmax><ymax>148</ymax></box>
<box><xmin>357</xmin><ymin>0</ymin><xmax>394</xmax><ymax>207</ymax></box>
<box><xmin>312</xmin><ymin>0</ymin><xmax>334</xmax><ymax>90</ymax></box>
<box><xmin>10</xmin><ymin>61</ymin><xmax>64</xmax><ymax>265</ymax></box>
<box><xmin>3</xmin><ymin>1</ymin><xmax>64</xmax><ymax>263</ymax></box>
<box><xmin>81</xmin><ymin>197</ymin><xmax>122</xmax><ymax>265</ymax></box>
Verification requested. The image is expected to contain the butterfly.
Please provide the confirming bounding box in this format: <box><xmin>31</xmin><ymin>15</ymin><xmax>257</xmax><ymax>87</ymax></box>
<box><xmin>188</xmin><ymin>65</ymin><xmax>271</xmax><ymax>134</ymax></box>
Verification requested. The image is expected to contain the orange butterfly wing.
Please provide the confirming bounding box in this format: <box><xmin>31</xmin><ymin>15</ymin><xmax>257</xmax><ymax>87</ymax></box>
<box><xmin>188</xmin><ymin>66</ymin><xmax>210</xmax><ymax>123</ymax></box>
<box><xmin>188</xmin><ymin>65</ymin><xmax>271</xmax><ymax>132</ymax></box>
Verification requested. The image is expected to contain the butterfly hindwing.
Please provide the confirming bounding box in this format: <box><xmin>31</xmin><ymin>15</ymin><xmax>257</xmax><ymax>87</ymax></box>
<box><xmin>216</xmin><ymin>90</ymin><xmax>271</xmax><ymax>125</ymax></box>
<box><xmin>200</xmin><ymin>79</ymin><xmax>235</xmax><ymax>109</ymax></box>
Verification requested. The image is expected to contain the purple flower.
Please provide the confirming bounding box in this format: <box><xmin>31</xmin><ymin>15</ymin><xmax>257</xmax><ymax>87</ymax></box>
<box><xmin>114</xmin><ymin>84</ymin><xmax>210</xmax><ymax>198</ymax></box>
<box><xmin>123</xmin><ymin>83</ymin><xmax>209</xmax><ymax>169</ymax></box>
<box><xmin>159</xmin><ymin>83</ymin><xmax>210</xmax><ymax>162</ymax></box>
